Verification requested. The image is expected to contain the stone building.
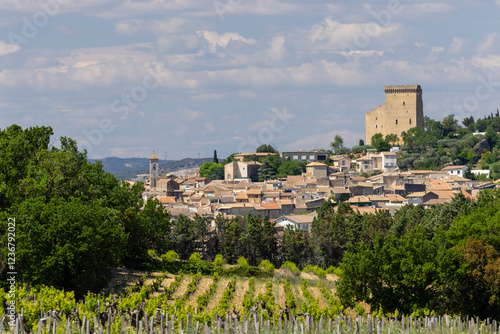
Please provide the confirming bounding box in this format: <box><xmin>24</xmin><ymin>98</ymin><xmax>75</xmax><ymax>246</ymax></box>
<box><xmin>149</xmin><ymin>153</ymin><xmax>159</xmax><ymax>188</ymax></box>
<box><xmin>366</xmin><ymin>85</ymin><xmax>424</xmax><ymax>145</ymax></box>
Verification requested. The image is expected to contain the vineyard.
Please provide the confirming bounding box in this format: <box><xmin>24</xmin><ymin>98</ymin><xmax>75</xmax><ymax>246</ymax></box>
<box><xmin>1</xmin><ymin>271</ymin><xmax>499</xmax><ymax>334</ymax></box>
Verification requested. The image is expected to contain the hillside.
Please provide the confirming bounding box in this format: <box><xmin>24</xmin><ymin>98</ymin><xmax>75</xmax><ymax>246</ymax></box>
<box><xmin>89</xmin><ymin>156</ymin><xmax>212</xmax><ymax>180</ymax></box>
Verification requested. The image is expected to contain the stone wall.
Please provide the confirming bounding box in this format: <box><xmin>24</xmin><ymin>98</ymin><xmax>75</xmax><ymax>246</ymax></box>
<box><xmin>366</xmin><ymin>85</ymin><xmax>424</xmax><ymax>145</ymax></box>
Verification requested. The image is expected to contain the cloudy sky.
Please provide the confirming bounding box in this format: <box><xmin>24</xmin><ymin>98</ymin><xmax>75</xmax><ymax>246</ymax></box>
<box><xmin>1</xmin><ymin>0</ymin><xmax>500</xmax><ymax>160</ymax></box>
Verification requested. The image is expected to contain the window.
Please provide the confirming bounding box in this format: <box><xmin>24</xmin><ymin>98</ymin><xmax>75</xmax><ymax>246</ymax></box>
<box><xmin>409</xmin><ymin>119</ymin><xmax>412</xmax><ymax>124</ymax></box>
<box><xmin>227</xmin><ymin>174</ymin><xmax>231</xmax><ymax>181</ymax></box>
<box><xmin>376</xmin><ymin>117</ymin><xmax>378</xmax><ymax>120</ymax></box>
<box><xmin>375</xmin><ymin>124</ymin><xmax>378</xmax><ymax>128</ymax></box>
<box><xmin>293</xmin><ymin>155</ymin><xmax>298</xmax><ymax>160</ymax></box>
<box><xmin>395</xmin><ymin>119</ymin><xmax>398</xmax><ymax>125</ymax></box>
<box><xmin>403</xmin><ymin>102</ymin><xmax>405</xmax><ymax>106</ymax></box>
<box><xmin>309</xmin><ymin>155</ymin><xmax>315</xmax><ymax>160</ymax></box>
<box><xmin>301</xmin><ymin>155</ymin><xmax>306</xmax><ymax>160</ymax></box>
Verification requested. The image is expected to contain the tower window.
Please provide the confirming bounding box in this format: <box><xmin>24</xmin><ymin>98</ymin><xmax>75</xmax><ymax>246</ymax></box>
<box><xmin>375</xmin><ymin>117</ymin><xmax>378</xmax><ymax>121</ymax></box>
<box><xmin>409</xmin><ymin>119</ymin><xmax>412</xmax><ymax>124</ymax></box>
<box><xmin>375</xmin><ymin>124</ymin><xmax>378</xmax><ymax>128</ymax></box>
<box><xmin>403</xmin><ymin>102</ymin><xmax>405</xmax><ymax>106</ymax></box>
<box><xmin>395</xmin><ymin>119</ymin><xmax>398</xmax><ymax>125</ymax></box>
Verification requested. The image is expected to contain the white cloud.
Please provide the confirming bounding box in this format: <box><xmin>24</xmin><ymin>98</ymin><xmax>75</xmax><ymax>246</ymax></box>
<box><xmin>448</xmin><ymin>37</ymin><xmax>466</xmax><ymax>55</ymax></box>
<box><xmin>115</xmin><ymin>19</ymin><xmax>144</xmax><ymax>35</ymax></box>
<box><xmin>477</xmin><ymin>33</ymin><xmax>499</xmax><ymax>53</ymax></box>
<box><xmin>197</xmin><ymin>31</ymin><xmax>256</xmax><ymax>54</ymax></box>
<box><xmin>470</xmin><ymin>55</ymin><xmax>500</xmax><ymax>70</ymax></box>
<box><xmin>266</xmin><ymin>36</ymin><xmax>286</xmax><ymax>63</ymax></box>
<box><xmin>116</xmin><ymin>17</ymin><xmax>203</xmax><ymax>36</ymax></box>
<box><xmin>0</xmin><ymin>40</ymin><xmax>21</xmax><ymax>55</ymax></box>
<box><xmin>305</xmin><ymin>16</ymin><xmax>401</xmax><ymax>51</ymax></box>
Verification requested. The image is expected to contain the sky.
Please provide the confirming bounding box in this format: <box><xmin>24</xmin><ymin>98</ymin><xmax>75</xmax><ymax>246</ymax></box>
<box><xmin>0</xmin><ymin>0</ymin><xmax>500</xmax><ymax>160</ymax></box>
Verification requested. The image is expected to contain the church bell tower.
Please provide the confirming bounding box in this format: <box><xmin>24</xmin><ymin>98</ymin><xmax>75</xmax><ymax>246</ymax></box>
<box><xmin>149</xmin><ymin>153</ymin><xmax>159</xmax><ymax>189</ymax></box>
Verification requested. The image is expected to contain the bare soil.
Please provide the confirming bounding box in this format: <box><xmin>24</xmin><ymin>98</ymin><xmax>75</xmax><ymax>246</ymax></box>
<box><xmin>187</xmin><ymin>277</ymin><xmax>213</xmax><ymax>307</ymax></box>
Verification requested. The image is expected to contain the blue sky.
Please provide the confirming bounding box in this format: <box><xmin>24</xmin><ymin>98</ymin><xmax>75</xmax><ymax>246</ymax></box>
<box><xmin>1</xmin><ymin>0</ymin><xmax>500</xmax><ymax>160</ymax></box>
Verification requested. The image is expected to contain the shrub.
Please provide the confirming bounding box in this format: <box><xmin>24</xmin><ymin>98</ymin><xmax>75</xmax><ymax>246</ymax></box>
<box><xmin>214</xmin><ymin>254</ymin><xmax>224</xmax><ymax>266</ymax></box>
<box><xmin>326</xmin><ymin>266</ymin><xmax>343</xmax><ymax>277</ymax></box>
<box><xmin>161</xmin><ymin>250</ymin><xmax>179</xmax><ymax>262</ymax></box>
<box><xmin>148</xmin><ymin>249</ymin><xmax>159</xmax><ymax>260</ymax></box>
<box><xmin>259</xmin><ymin>260</ymin><xmax>275</xmax><ymax>273</ymax></box>
<box><xmin>237</xmin><ymin>256</ymin><xmax>249</xmax><ymax>267</ymax></box>
<box><xmin>189</xmin><ymin>252</ymin><xmax>201</xmax><ymax>262</ymax></box>
<box><xmin>281</xmin><ymin>261</ymin><xmax>300</xmax><ymax>276</ymax></box>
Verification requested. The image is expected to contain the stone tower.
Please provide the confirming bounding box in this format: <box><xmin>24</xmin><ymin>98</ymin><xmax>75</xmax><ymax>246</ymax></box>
<box><xmin>365</xmin><ymin>85</ymin><xmax>424</xmax><ymax>145</ymax></box>
<box><xmin>149</xmin><ymin>153</ymin><xmax>159</xmax><ymax>188</ymax></box>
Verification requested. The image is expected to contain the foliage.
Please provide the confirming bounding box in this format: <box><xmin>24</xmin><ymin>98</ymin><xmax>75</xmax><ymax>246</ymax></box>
<box><xmin>259</xmin><ymin>260</ymin><xmax>275</xmax><ymax>273</ymax></box>
<box><xmin>189</xmin><ymin>252</ymin><xmax>202</xmax><ymax>262</ymax></box>
<box><xmin>198</xmin><ymin>162</ymin><xmax>224</xmax><ymax>180</ymax></box>
<box><xmin>256</xmin><ymin>144</ymin><xmax>278</xmax><ymax>153</ymax></box>
<box><xmin>370</xmin><ymin>133</ymin><xmax>392</xmax><ymax>151</ymax></box>
<box><xmin>237</xmin><ymin>256</ymin><xmax>249</xmax><ymax>267</ymax></box>
<box><xmin>280</xmin><ymin>261</ymin><xmax>300</xmax><ymax>276</ymax></box>
<box><xmin>162</xmin><ymin>250</ymin><xmax>179</xmax><ymax>262</ymax></box>
<box><xmin>213</xmin><ymin>254</ymin><xmax>224</xmax><ymax>266</ymax></box>
<box><xmin>331</xmin><ymin>135</ymin><xmax>349</xmax><ymax>154</ymax></box>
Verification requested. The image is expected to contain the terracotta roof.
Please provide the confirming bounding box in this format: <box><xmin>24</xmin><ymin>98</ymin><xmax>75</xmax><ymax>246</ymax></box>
<box><xmin>243</xmin><ymin>161</ymin><xmax>263</xmax><ymax>166</ymax></box>
<box><xmin>346</xmin><ymin>196</ymin><xmax>371</xmax><ymax>203</ymax></box>
<box><xmin>352</xmin><ymin>206</ymin><xmax>380</xmax><ymax>215</ymax></box>
<box><xmin>306</xmin><ymin>162</ymin><xmax>327</xmax><ymax>167</ymax></box>
<box><xmin>160</xmin><ymin>196</ymin><xmax>176</xmax><ymax>204</ymax></box>
<box><xmin>195</xmin><ymin>177</ymin><xmax>208</xmax><ymax>181</ymax></box>
<box><xmin>441</xmin><ymin>165</ymin><xmax>467</xmax><ymax>171</ymax></box>
<box><xmin>351</xmin><ymin>176</ymin><xmax>366</xmax><ymax>181</ymax></box>
<box><xmin>367</xmin><ymin>195</ymin><xmax>390</xmax><ymax>202</ymax></box>
<box><xmin>204</xmin><ymin>186</ymin><xmax>216</xmax><ymax>192</ymax></box>
<box><xmin>424</xmin><ymin>198</ymin><xmax>451</xmax><ymax>205</ymax></box>
<box><xmin>429</xmin><ymin>178</ymin><xmax>452</xmax><ymax>190</ymax></box>
<box><xmin>331</xmin><ymin>187</ymin><xmax>351</xmax><ymax>194</ymax></box>
<box><xmin>276</xmin><ymin>213</ymin><xmax>317</xmax><ymax>224</ymax></box>
<box><xmin>246</xmin><ymin>189</ymin><xmax>262</xmax><ymax>195</ymax></box>
<box><xmin>407</xmin><ymin>192</ymin><xmax>426</xmax><ymax>198</ymax></box>
<box><xmin>260</xmin><ymin>202</ymin><xmax>281</xmax><ymax>210</ymax></box>
<box><xmin>235</xmin><ymin>193</ymin><xmax>248</xmax><ymax>199</ymax></box>
<box><xmin>385</xmin><ymin>194</ymin><xmax>406</xmax><ymax>202</ymax></box>
<box><xmin>432</xmin><ymin>190</ymin><xmax>457</xmax><ymax>199</ymax></box>
<box><xmin>408</xmin><ymin>170</ymin><xmax>435</xmax><ymax>174</ymax></box>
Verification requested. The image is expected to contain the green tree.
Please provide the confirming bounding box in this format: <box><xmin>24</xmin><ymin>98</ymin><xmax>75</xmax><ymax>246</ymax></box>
<box><xmin>0</xmin><ymin>125</ymin><xmax>148</xmax><ymax>295</ymax></box>
<box><xmin>385</xmin><ymin>133</ymin><xmax>398</xmax><ymax>147</ymax></box>
<box><xmin>442</xmin><ymin>114</ymin><xmax>459</xmax><ymax>138</ymax></box>
<box><xmin>1</xmin><ymin>197</ymin><xmax>126</xmax><ymax>297</ymax></box>
<box><xmin>256</xmin><ymin>144</ymin><xmax>278</xmax><ymax>153</ymax></box>
<box><xmin>402</xmin><ymin>126</ymin><xmax>424</xmax><ymax>152</ymax></box>
<box><xmin>359</xmin><ymin>139</ymin><xmax>365</xmax><ymax>146</ymax></box>
<box><xmin>331</xmin><ymin>135</ymin><xmax>348</xmax><ymax>154</ymax></box>
<box><xmin>281</xmin><ymin>228</ymin><xmax>314</xmax><ymax>267</ymax></box>
<box><xmin>213</xmin><ymin>149</ymin><xmax>219</xmax><ymax>164</ymax></box>
<box><xmin>371</xmin><ymin>133</ymin><xmax>390</xmax><ymax>151</ymax></box>
<box><xmin>277</xmin><ymin>160</ymin><xmax>301</xmax><ymax>177</ymax></box>
<box><xmin>311</xmin><ymin>201</ymin><xmax>354</xmax><ymax>267</ymax></box>
<box><xmin>258</xmin><ymin>155</ymin><xmax>282</xmax><ymax>181</ymax></box>
<box><xmin>199</xmin><ymin>162</ymin><xmax>224</xmax><ymax>180</ymax></box>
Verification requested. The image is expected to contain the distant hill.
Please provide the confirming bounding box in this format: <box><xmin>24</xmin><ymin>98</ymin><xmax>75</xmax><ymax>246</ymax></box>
<box><xmin>90</xmin><ymin>157</ymin><xmax>212</xmax><ymax>180</ymax></box>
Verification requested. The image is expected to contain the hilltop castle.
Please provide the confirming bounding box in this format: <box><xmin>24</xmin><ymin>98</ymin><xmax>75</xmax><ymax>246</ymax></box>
<box><xmin>366</xmin><ymin>85</ymin><xmax>424</xmax><ymax>145</ymax></box>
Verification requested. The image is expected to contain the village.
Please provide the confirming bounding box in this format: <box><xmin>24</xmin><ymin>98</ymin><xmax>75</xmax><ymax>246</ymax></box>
<box><xmin>138</xmin><ymin>85</ymin><xmax>497</xmax><ymax>232</ymax></box>
<box><xmin>138</xmin><ymin>149</ymin><xmax>494</xmax><ymax>234</ymax></box>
